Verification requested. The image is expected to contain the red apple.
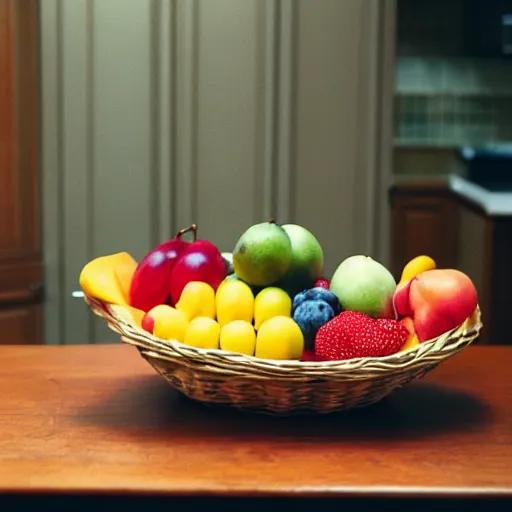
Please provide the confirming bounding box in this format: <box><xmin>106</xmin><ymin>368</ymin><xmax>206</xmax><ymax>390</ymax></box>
<box><xmin>393</xmin><ymin>278</ymin><xmax>414</xmax><ymax>318</ymax></box>
<box><xmin>129</xmin><ymin>225</ymin><xmax>197</xmax><ymax>312</ymax></box>
<box><xmin>168</xmin><ymin>239</ymin><xmax>226</xmax><ymax>305</ymax></box>
<box><xmin>393</xmin><ymin>269</ymin><xmax>478</xmax><ymax>342</ymax></box>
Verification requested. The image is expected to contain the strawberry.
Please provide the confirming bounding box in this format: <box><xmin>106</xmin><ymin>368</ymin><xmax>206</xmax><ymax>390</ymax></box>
<box><xmin>315</xmin><ymin>311</ymin><xmax>409</xmax><ymax>361</ymax></box>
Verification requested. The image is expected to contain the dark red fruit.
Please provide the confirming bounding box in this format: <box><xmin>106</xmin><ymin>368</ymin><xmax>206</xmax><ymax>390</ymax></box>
<box><xmin>141</xmin><ymin>313</ymin><xmax>155</xmax><ymax>334</ymax></box>
<box><xmin>301</xmin><ymin>350</ymin><xmax>328</xmax><ymax>362</ymax></box>
<box><xmin>129</xmin><ymin>225</ymin><xmax>196</xmax><ymax>312</ymax></box>
<box><xmin>169</xmin><ymin>239</ymin><xmax>226</xmax><ymax>305</ymax></box>
<box><xmin>313</xmin><ymin>277</ymin><xmax>330</xmax><ymax>290</ymax></box>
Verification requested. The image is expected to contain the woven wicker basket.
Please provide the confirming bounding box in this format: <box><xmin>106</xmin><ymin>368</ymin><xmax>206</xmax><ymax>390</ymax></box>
<box><xmin>85</xmin><ymin>295</ymin><xmax>482</xmax><ymax>415</ymax></box>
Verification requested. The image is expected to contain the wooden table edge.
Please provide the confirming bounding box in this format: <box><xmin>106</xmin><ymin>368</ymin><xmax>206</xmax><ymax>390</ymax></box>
<box><xmin>1</xmin><ymin>485</ymin><xmax>511</xmax><ymax>500</ymax></box>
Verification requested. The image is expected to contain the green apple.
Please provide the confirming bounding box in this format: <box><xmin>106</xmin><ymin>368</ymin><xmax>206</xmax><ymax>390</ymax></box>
<box><xmin>330</xmin><ymin>255</ymin><xmax>396</xmax><ymax>318</ymax></box>
<box><xmin>280</xmin><ymin>224</ymin><xmax>324</xmax><ymax>296</ymax></box>
<box><xmin>233</xmin><ymin>221</ymin><xmax>292</xmax><ymax>286</ymax></box>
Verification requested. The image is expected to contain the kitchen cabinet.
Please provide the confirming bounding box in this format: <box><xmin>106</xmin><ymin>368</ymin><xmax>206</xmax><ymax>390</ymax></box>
<box><xmin>390</xmin><ymin>179</ymin><xmax>511</xmax><ymax>345</ymax></box>
<box><xmin>0</xmin><ymin>305</ymin><xmax>42</xmax><ymax>345</ymax></box>
<box><xmin>0</xmin><ymin>0</ymin><xmax>43</xmax><ymax>344</ymax></box>
<box><xmin>389</xmin><ymin>182</ymin><xmax>459</xmax><ymax>280</ymax></box>
<box><xmin>453</xmin><ymin>191</ymin><xmax>511</xmax><ymax>346</ymax></box>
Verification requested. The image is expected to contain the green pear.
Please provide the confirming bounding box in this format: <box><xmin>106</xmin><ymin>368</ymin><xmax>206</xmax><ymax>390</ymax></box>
<box><xmin>233</xmin><ymin>220</ymin><xmax>292</xmax><ymax>287</ymax></box>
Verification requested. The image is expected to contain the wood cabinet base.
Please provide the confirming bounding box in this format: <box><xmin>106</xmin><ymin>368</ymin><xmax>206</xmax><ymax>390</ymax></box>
<box><xmin>0</xmin><ymin>0</ymin><xmax>43</xmax><ymax>344</ymax></box>
<box><xmin>390</xmin><ymin>182</ymin><xmax>459</xmax><ymax>279</ymax></box>
<box><xmin>0</xmin><ymin>303</ymin><xmax>42</xmax><ymax>345</ymax></box>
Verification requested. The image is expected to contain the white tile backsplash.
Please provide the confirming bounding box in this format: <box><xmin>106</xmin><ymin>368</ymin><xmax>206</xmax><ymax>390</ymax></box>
<box><xmin>397</xmin><ymin>57</ymin><xmax>512</xmax><ymax>96</ymax></box>
<box><xmin>396</xmin><ymin>57</ymin><xmax>512</xmax><ymax>146</ymax></box>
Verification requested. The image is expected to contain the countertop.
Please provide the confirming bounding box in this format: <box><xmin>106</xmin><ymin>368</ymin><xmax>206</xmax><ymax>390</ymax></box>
<box><xmin>449</xmin><ymin>174</ymin><xmax>512</xmax><ymax>216</ymax></box>
<box><xmin>0</xmin><ymin>343</ymin><xmax>511</xmax><ymax>506</ymax></box>
<box><xmin>392</xmin><ymin>173</ymin><xmax>512</xmax><ymax>215</ymax></box>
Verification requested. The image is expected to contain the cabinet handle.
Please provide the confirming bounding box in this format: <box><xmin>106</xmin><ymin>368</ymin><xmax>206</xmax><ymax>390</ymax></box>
<box><xmin>28</xmin><ymin>282</ymin><xmax>44</xmax><ymax>299</ymax></box>
<box><xmin>72</xmin><ymin>290</ymin><xmax>85</xmax><ymax>298</ymax></box>
<box><xmin>28</xmin><ymin>282</ymin><xmax>43</xmax><ymax>292</ymax></box>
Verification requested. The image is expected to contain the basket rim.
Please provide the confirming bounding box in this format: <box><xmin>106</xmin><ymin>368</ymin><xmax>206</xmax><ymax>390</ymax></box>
<box><xmin>84</xmin><ymin>295</ymin><xmax>483</xmax><ymax>373</ymax></box>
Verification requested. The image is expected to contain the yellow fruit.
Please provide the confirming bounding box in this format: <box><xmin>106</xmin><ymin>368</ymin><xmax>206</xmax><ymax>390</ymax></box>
<box><xmin>217</xmin><ymin>275</ymin><xmax>235</xmax><ymax>293</ymax></box>
<box><xmin>255</xmin><ymin>316</ymin><xmax>304</xmax><ymax>360</ymax></box>
<box><xmin>399</xmin><ymin>255</ymin><xmax>436</xmax><ymax>285</ymax></box>
<box><xmin>144</xmin><ymin>305</ymin><xmax>189</xmax><ymax>343</ymax></box>
<box><xmin>184</xmin><ymin>316</ymin><xmax>220</xmax><ymax>349</ymax></box>
<box><xmin>176</xmin><ymin>281</ymin><xmax>216</xmax><ymax>320</ymax></box>
<box><xmin>400</xmin><ymin>334</ymin><xmax>420</xmax><ymax>352</ymax></box>
<box><xmin>215</xmin><ymin>279</ymin><xmax>254</xmax><ymax>326</ymax></box>
<box><xmin>254</xmin><ymin>287</ymin><xmax>292</xmax><ymax>330</ymax></box>
<box><xmin>79</xmin><ymin>252</ymin><xmax>137</xmax><ymax>305</ymax></box>
<box><xmin>468</xmin><ymin>308</ymin><xmax>480</xmax><ymax>328</ymax></box>
<box><xmin>399</xmin><ymin>317</ymin><xmax>420</xmax><ymax>352</ymax></box>
<box><xmin>219</xmin><ymin>320</ymin><xmax>256</xmax><ymax>356</ymax></box>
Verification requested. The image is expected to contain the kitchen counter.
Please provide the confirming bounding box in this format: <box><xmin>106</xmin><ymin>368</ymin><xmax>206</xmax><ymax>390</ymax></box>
<box><xmin>0</xmin><ymin>344</ymin><xmax>511</xmax><ymax>510</ymax></box>
<box><xmin>392</xmin><ymin>173</ymin><xmax>512</xmax><ymax>216</ymax></box>
<box><xmin>449</xmin><ymin>174</ymin><xmax>512</xmax><ymax>216</ymax></box>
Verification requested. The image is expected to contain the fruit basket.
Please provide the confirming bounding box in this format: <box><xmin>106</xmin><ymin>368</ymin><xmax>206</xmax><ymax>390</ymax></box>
<box><xmin>81</xmin><ymin>222</ymin><xmax>482</xmax><ymax>415</ymax></box>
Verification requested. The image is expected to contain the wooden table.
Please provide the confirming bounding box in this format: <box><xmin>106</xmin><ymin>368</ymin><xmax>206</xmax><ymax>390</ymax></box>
<box><xmin>0</xmin><ymin>344</ymin><xmax>511</xmax><ymax>511</ymax></box>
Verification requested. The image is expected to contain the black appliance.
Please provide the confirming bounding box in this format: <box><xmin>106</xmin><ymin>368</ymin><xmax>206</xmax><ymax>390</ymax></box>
<box><xmin>460</xmin><ymin>146</ymin><xmax>512</xmax><ymax>191</ymax></box>
<box><xmin>469</xmin><ymin>0</ymin><xmax>512</xmax><ymax>57</ymax></box>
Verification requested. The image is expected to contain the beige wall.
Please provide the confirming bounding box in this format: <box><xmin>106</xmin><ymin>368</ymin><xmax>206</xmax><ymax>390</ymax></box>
<box><xmin>41</xmin><ymin>0</ymin><xmax>395</xmax><ymax>344</ymax></box>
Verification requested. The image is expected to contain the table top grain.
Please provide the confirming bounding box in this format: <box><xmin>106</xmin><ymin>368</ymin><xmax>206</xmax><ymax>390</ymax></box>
<box><xmin>0</xmin><ymin>344</ymin><xmax>510</xmax><ymax>498</ymax></box>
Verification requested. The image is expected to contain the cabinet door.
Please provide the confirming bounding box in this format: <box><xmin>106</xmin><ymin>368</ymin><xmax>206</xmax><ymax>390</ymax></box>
<box><xmin>391</xmin><ymin>187</ymin><xmax>459</xmax><ymax>279</ymax></box>
<box><xmin>0</xmin><ymin>305</ymin><xmax>42</xmax><ymax>345</ymax></box>
<box><xmin>0</xmin><ymin>0</ymin><xmax>43</xmax><ymax>344</ymax></box>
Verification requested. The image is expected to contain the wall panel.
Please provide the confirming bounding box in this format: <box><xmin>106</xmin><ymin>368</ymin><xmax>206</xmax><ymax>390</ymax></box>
<box><xmin>174</xmin><ymin>0</ymin><xmax>276</xmax><ymax>252</ymax></box>
<box><xmin>41</xmin><ymin>0</ymin><xmax>394</xmax><ymax>344</ymax></box>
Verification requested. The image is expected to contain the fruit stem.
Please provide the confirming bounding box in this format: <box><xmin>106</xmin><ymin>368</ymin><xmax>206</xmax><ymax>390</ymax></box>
<box><xmin>269</xmin><ymin>217</ymin><xmax>277</xmax><ymax>224</ymax></box>
<box><xmin>175</xmin><ymin>224</ymin><xmax>197</xmax><ymax>242</ymax></box>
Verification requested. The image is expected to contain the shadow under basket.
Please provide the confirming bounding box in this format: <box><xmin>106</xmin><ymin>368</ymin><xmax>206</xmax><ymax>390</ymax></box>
<box><xmin>85</xmin><ymin>296</ymin><xmax>483</xmax><ymax>416</ymax></box>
